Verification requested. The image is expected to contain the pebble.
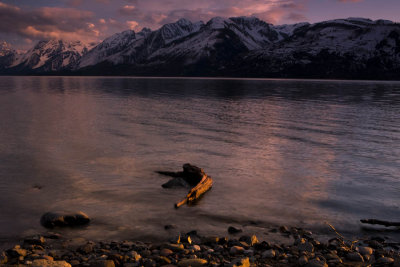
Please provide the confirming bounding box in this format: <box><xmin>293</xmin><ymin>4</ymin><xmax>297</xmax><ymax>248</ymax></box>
<box><xmin>128</xmin><ymin>251</ymin><xmax>141</xmax><ymax>261</ymax></box>
<box><xmin>306</xmin><ymin>258</ymin><xmax>327</xmax><ymax>267</ymax></box>
<box><xmin>262</xmin><ymin>249</ymin><xmax>275</xmax><ymax>259</ymax></box>
<box><xmin>375</xmin><ymin>257</ymin><xmax>395</xmax><ymax>264</ymax></box>
<box><xmin>356</xmin><ymin>246</ymin><xmax>373</xmax><ymax>255</ymax></box>
<box><xmin>192</xmin><ymin>245</ymin><xmax>201</xmax><ymax>251</ymax></box>
<box><xmin>298</xmin><ymin>255</ymin><xmax>308</xmax><ymax>266</ymax></box>
<box><xmin>32</xmin><ymin>259</ymin><xmax>72</xmax><ymax>267</ymax></box>
<box><xmin>297</xmin><ymin>238</ymin><xmax>314</xmax><ymax>253</ymax></box>
<box><xmin>24</xmin><ymin>236</ymin><xmax>46</xmax><ymax>246</ymax></box>
<box><xmin>346</xmin><ymin>252</ymin><xmax>364</xmax><ymax>262</ymax></box>
<box><xmin>230</xmin><ymin>257</ymin><xmax>250</xmax><ymax>267</ymax></box>
<box><xmin>167</xmin><ymin>243</ymin><xmax>184</xmax><ymax>252</ymax></box>
<box><xmin>230</xmin><ymin>246</ymin><xmax>245</xmax><ymax>255</ymax></box>
<box><xmin>159</xmin><ymin>256</ymin><xmax>172</xmax><ymax>264</ymax></box>
<box><xmin>160</xmin><ymin>248</ymin><xmax>173</xmax><ymax>257</ymax></box>
<box><xmin>177</xmin><ymin>258</ymin><xmax>207</xmax><ymax>267</ymax></box>
<box><xmin>7</xmin><ymin>247</ymin><xmax>28</xmax><ymax>258</ymax></box>
<box><xmin>243</xmin><ymin>249</ymin><xmax>254</xmax><ymax>256</ymax></box>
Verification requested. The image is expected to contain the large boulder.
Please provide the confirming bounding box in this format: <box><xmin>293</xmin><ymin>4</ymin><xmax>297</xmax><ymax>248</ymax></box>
<box><xmin>40</xmin><ymin>211</ymin><xmax>90</xmax><ymax>228</ymax></box>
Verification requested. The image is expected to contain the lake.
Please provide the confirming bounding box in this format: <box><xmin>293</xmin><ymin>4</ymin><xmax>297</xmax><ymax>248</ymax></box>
<box><xmin>0</xmin><ymin>76</ymin><xmax>399</xmax><ymax>243</ymax></box>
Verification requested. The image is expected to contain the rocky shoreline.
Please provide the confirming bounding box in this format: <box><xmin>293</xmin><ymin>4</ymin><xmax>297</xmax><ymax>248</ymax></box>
<box><xmin>1</xmin><ymin>224</ymin><xmax>399</xmax><ymax>267</ymax></box>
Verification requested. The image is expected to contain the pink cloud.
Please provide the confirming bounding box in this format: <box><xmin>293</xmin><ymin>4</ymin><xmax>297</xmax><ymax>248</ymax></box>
<box><xmin>119</xmin><ymin>5</ymin><xmax>137</xmax><ymax>16</ymax></box>
<box><xmin>0</xmin><ymin>2</ymin><xmax>108</xmax><ymax>43</ymax></box>
<box><xmin>126</xmin><ymin>20</ymin><xmax>140</xmax><ymax>31</ymax></box>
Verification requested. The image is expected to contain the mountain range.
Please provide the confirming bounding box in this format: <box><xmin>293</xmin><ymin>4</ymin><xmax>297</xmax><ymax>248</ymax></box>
<box><xmin>1</xmin><ymin>16</ymin><xmax>399</xmax><ymax>79</ymax></box>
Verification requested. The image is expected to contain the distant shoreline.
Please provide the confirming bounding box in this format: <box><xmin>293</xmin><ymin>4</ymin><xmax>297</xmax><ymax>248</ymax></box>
<box><xmin>1</xmin><ymin>74</ymin><xmax>400</xmax><ymax>83</ymax></box>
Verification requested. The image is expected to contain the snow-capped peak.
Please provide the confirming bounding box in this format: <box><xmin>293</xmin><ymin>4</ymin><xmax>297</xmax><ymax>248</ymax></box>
<box><xmin>159</xmin><ymin>18</ymin><xmax>203</xmax><ymax>42</ymax></box>
<box><xmin>10</xmin><ymin>39</ymin><xmax>94</xmax><ymax>70</ymax></box>
<box><xmin>273</xmin><ymin>22</ymin><xmax>309</xmax><ymax>36</ymax></box>
<box><xmin>0</xmin><ymin>41</ymin><xmax>15</xmax><ymax>56</ymax></box>
<box><xmin>207</xmin><ymin>17</ymin><xmax>232</xmax><ymax>29</ymax></box>
<box><xmin>99</xmin><ymin>30</ymin><xmax>136</xmax><ymax>49</ymax></box>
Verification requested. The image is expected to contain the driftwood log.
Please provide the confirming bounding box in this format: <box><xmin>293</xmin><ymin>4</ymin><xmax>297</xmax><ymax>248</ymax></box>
<box><xmin>157</xmin><ymin>164</ymin><xmax>213</xmax><ymax>208</ymax></box>
<box><xmin>360</xmin><ymin>219</ymin><xmax>400</xmax><ymax>227</ymax></box>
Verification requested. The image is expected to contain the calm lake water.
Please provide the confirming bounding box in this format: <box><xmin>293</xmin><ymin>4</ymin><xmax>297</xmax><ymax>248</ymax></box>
<box><xmin>0</xmin><ymin>76</ymin><xmax>399</xmax><ymax>242</ymax></box>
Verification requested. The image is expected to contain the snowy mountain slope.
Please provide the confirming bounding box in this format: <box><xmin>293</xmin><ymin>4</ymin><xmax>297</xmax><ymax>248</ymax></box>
<box><xmin>78</xmin><ymin>30</ymin><xmax>138</xmax><ymax>68</ymax></box>
<box><xmin>141</xmin><ymin>16</ymin><xmax>282</xmax><ymax>66</ymax></box>
<box><xmin>78</xmin><ymin>19</ymin><xmax>205</xmax><ymax>68</ymax></box>
<box><xmin>238</xmin><ymin>18</ymin><xmax>400</xmax><ymax>79</ymax></box>
<box><xmin>10</xmin><ymin>40</ymin><xmax>96</xmax><ymax>72</ymax></box>
<box><xmin>251</xmin><ymin>18</ymin><xmax>400</xmax><ymax>59</ymax></box>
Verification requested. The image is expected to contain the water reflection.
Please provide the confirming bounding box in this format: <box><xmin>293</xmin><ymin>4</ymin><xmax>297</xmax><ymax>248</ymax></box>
<box><xmin>0</xmin><ymin>76</ymin><xmax>399</xmax><ymax>241</ymax></box>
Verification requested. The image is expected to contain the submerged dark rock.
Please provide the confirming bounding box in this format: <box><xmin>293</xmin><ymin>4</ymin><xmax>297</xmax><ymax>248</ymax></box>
<box><xmin>228</xmin><ymin>226</ymin><xmax>243</xmax><ymax>234</ymax></box>
<box><xmin>40</xmin><ymin>211</ymin><xmax>90</xmax><ymax>228</ymax></box>
<box><xmin>157</xmin><ymin>163</ymin><xmax>206</xmax><ymax>187</ymax></box>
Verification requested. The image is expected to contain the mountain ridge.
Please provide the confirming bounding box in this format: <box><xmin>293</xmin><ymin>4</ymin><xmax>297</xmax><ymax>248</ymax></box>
<box><xmin>1</xmin><ymin>16</ymin><xmax>400</xmax><ymax>79</ymax></box>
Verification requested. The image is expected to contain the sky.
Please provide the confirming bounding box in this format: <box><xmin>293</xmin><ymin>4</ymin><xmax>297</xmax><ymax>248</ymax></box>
<box><xmin>0</xmin><ymin>0</ymin><xmax>399</xmax><ymax>50</ymax></box>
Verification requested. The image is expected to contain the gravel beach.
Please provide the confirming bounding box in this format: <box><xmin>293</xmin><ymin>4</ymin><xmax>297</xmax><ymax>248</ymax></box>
<box><xmin>1</xmin><ymin>224</ymin><xmax>399</xmax><ymax>267</ymax></box>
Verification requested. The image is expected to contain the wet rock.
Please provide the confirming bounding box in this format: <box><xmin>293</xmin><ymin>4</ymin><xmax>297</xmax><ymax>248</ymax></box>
<box><xmin>24</xmin><ymin>235</ymin><xmax>46</xmax><ymax>246</ymax></box>
<box><xmin>143</xmin><ymin>258</ymin><xmax>156</xmax><ymax>267</ymax></box>
<box><xmin>32</xmin><ymin>259</ymin><xmax>72</xmax><ymax>267</ymax></box>
<box><xmin>279</xmin><ymin>226</ymin><xmax>290</xmax><ymax>233</ymax></box>
<box><xmin>376</xmin><ymin>257</ymin><xmax>394</xmax><ymax>265</ymax></box>
<box><xmin>164</xmin><ymin>224</ymin><xmax>176</xmax><ymax>230</ymax></box>
<box><xmin>69</xmin><ymin>260</ymin><xmax>80</xmax><ymax>266</ymax></box>
<box><xmin>202</xmin><ymin>236</ymin><xmax>219</xmax><ymax>244</ymax></box>
<box><xmin>40</xmin><ymin>211</ymin><xmax>90</xmax><ymax>228</ymax></box>
<box><xmin>262</xmin><ymin>249</ymin><xmax>275</xmax><ymax>259</ymax></box>
<box><xmin>0</xmin><ymin>252</ymin><xmax>7</xmax><ymax>264</ymax></box>
<box><xmin>159</xmin><ymin>256</ymin><xmax>172</xmax><ymax>264</ymax></box>
<box><xmin>42</xmin><ymin>255</ymin><xmax>54</xmax><ymax>261</ymax></box>
<box><xmin>239</xmin><ymin>235</ymin><xmax>258</xmax><ymax>246</ymax></box>
<box><xmin>230</xmin><ymin>257</ymin><xmax>250</xmax><ymax>267</ymax></box>
<box><xmin>243</xmin><ymin>249</ymin><xmax>254</xmax><ymax>256</ymax></box>
<box><xmin>166</xmin><ymin>243</ymin><xmax>184</xmax><ymax>252</ymax></box>
<box><xmin>298</xmin><ymin>255</ymin><xmax>308</xmax><ymax>266</ymax></box>
<box><xmin>346</xmin><ymin>252</ymin><xmax>364</xmax><ymax>262</ymax></box>
<box><xmin>89</xmin><ymin>260</ymin><xmax>116</xmax><ymax>267</ymax></box>
<box><xmin>297</xmin><ymin>239</ymin><xmax>314</xmax><ymax>253</ymax></box>
<box><xmin>356</xmin><ymin>246</ymin><xmax>373</xmax><ymax>256</ymax></box>
<box><xmin>78</xmin><ymin>243</ymin><xmax>94</xmax><ymax>254</ymax></box>
<box><xmin>306</xmin><ymin>258</ymin><xmax>327</xmax><ymax>267</ymax></box>
<box><xmin>228</xmin><ymin>227</ymin><xmax>242</xmax><ymax>234</ymax></box>
<box><xmin>218</xmin><ymin>237</ymin><xmax>229</xmax><ymax>245</ymax></box>
<box><xmin>193</xmin><ymin>245</ymin><xmax>201</xmax><ymax>251</ymax></box>
<box><xmin>368</xmin><ymin>240</ymin><xmax>383</xmax><ymax>249</ymax></box>
<box><xmin>162</xmin><ymin>178</ymin><xmax>190</xmax><ymax>188</ymax></box>
<box><xmin>177</xmin><ymin>258</ymin><xmax>207</xmax><ymax>267</ymax></box>
<box><xmin>7</xmin><ymin>247</ymin><xmax>28</xmax><ymax>258</ymax></box>
<box><xmin>45</xmin><ymin>233</ymin><xmax>62</xmax><ymax>239</ymax></box>
<box><xmin>230</xmin><ymin>246</ymin><xmax>245</xmax><ymax>255</ymax></box>
<box><xmin>160</xmin><ymin>248</ymin><xmax>173</xmax><ymax>257</ymax></box>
